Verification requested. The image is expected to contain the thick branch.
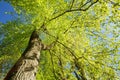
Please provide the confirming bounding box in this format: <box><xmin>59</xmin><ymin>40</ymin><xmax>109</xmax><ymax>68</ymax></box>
<box><xmin>37</xmin><ymin>0</ymin><xmax>99</xmax><ymax>34</ymax></box>
<box><xmin>42</xmin><ymin>37</ymin><xmax>58</xmax><ymax>50</ymax></box>
<box><xmin>49</xmin><ymin>0</ymin><xmax>99</xmax><ymax>21</ymax></box>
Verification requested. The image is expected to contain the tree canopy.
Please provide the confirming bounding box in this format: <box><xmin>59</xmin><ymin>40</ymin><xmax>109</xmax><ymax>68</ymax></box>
<box><xmin>0</xmin><ymin>0</ymin><xmax>120</xmax><ymax>80</ymax></box>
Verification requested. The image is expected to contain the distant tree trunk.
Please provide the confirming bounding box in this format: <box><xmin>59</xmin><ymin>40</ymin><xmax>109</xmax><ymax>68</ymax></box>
<box><xmin>4</xmin><ymin>30</ymin><xmax>42</xmax><ymax>80</ymax></box>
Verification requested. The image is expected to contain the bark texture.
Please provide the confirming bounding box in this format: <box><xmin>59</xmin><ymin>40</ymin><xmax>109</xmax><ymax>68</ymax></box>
<box><xmin>4</xmin><ymin>30</ymin><xmax>42</xmax><ymax>80</ymax></box>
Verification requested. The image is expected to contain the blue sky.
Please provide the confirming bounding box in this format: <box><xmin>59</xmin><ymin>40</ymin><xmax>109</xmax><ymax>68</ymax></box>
<box><xmin>0</xmin><ymin>0</ymin><xmax>18</xmax><ymax>44</ymax></box>
<box><xmin>0</xmin><ymin>0</ymin><xmax>17</xmax><ymax>23</ymax></box>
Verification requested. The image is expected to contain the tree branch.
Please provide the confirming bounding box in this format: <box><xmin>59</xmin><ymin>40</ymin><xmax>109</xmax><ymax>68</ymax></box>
<box><xmin>42</xmin><ymin>37</ymin><xmax>58</xmax><ymax>50</ymax></box>
<box><xmin>49</xmin><ymin>0</ymin><xmax>99</xmax><ymax>21</ymax></box>
<box><xmin>70</xmin><ymin>0</ymin><xmax>99</xmax><ymax>12</ymax></box>
<box><xmin>37</xmin><ymin>0</ymin><xmax>99</xmax><ymax>32</ymax></box>
<box><xmin>70</xmin><ymin>0</ymin><xmax>75</xmax><ymax>10</ymax></box>
<box><xmin>64</xmin><ymin>20</ymin><xmax>76</xmax><ymax>34</ymax></box>
<box><xmin>79</xmin><ymin>0</ymin><xmax>91</xmax><ymax>9</ymax></box>
<box><xmin>49</xmin><ymin>50</ymin><xmax>58</xmax><ymax>80</ymax></box>
<box><xmin>43</xmin><ymin>31</ymin><xmax>78</xmax><ymax>60</ymax></box>
<box><xmin>74</xmin><ymin>60</ymin><xmax>87</xmax><ymax>80</ymax></box>
<box><xmin>74</xmin><ymin>71</ymin><xmax>81</xmax><ymax>80</ymax></box>
<box><xmin>109</xmin><ymin>0</ymin><xmax>120</xmax><ymax>7</ymax></box>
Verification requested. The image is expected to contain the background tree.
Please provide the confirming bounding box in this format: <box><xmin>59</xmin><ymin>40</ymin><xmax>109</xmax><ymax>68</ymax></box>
<box><xmin>0</xmin><ymin>0</ymin><xmax>120</xmax><ymax>80</ymax></box>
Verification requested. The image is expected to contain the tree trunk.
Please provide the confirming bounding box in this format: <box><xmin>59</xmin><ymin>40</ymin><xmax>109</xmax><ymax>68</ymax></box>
<box><xmin>4</xmin><ymin>30</ymin><xmax>42</xmax><ymax>80</ymax></box>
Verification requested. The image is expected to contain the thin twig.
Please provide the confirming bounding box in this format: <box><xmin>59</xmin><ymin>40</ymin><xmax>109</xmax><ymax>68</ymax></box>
<box><xmin>70</xmin><ymin>0</ymin><xmax>75</xmax><ymax>10</ymax></box>
<box><xmin>64</xmin><ymin>20</ymin><xmax>76</xmax><ymax>34</ymax></box>
<box><xmin>43</xmin><ymin>31</ymin><xmax>78</xmax><ymax>60</ymax></box>
<box><xmin>79</xmin><ymin>0</ymin><xmax>91</xmax><ymax>9</ymax></box>
<box><xmin>74</xmin><ymin>71</ymin><xmax>81</xmax><ymax>80</ymax></box>
<box><xmin>49</xmin><ymin>50</ymin><xmax>58</xmax><ymax>80</ymax></box>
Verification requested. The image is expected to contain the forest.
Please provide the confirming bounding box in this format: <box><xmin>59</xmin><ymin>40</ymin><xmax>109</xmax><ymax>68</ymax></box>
<box><xmin>0</xmin><ymin>0</ymin><xmax>120</xmax><ymax>80</ymax></box>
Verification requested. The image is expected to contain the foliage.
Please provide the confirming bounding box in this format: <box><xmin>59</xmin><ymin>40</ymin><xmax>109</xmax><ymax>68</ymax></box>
<box><xmin>0</xmin><ymin>0</ymin><xmax>120</xmax><ymax>80</ymax></box>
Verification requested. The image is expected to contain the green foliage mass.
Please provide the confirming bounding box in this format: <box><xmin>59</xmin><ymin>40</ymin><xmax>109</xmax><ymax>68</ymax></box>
<box><xmin>0</xmin><ymin>0</ymin><xmax>120</xmax><ymax>80</ymax></box>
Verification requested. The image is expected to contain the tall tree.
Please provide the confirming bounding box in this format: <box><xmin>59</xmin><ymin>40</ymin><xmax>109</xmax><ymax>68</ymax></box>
<box><xmin>4</xmin><ymin>30</ymin><xmax>56</xmax><ymax>80</ymax></box>
<box><xmin>0</xmin><ymin>0</ymin><xmax>120</xmax><ymax>80</ymax></box>
<box><xmin>4</xmin><ymin>30</ymin><xmax>41</xmax><ymax>80</ymax></box>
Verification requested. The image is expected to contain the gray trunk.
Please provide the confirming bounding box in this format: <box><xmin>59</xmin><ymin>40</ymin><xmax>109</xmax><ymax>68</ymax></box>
<box><xmin>4</xmin><ymin>30</ymin><xmax>42</xmax><ymax>80</ymax></box>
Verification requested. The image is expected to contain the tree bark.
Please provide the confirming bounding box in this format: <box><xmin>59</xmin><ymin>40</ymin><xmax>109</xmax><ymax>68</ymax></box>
<box><xmin>4</xmin><ymin>30</ymin><xmax>42</xmax><ymax>80</ymax></box>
